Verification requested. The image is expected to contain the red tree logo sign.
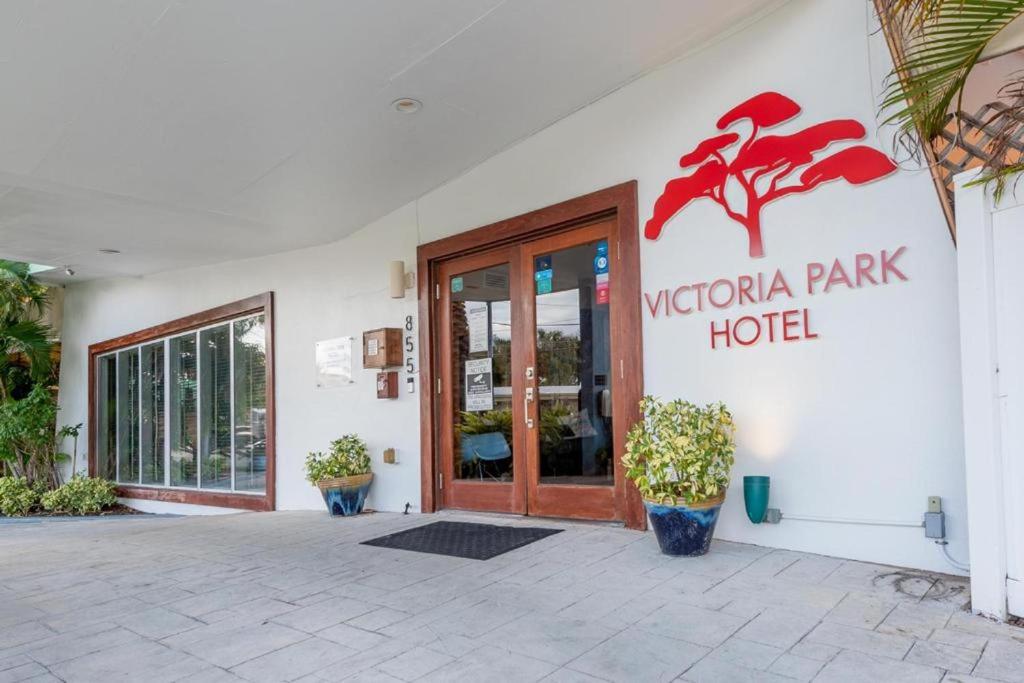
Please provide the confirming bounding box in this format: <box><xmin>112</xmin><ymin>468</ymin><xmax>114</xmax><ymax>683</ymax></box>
<box><xmin>644</xmin><ymin>92</ymin><xmax>897</xmax><ymax>258</ymax></box>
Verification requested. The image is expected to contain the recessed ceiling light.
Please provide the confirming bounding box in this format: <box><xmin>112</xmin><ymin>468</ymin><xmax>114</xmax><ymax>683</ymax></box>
<box><xmin>391</xmin><ymin>98</ymin><xmax>422</xmax><ymax>114</ymax></box>
<box><xmin>98</xmin><ymin>248</ymin><xmax>120</xmax><ymax>254</ymax></box>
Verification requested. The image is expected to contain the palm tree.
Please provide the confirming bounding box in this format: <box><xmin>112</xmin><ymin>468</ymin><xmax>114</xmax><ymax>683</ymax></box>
<box><xmin>0</xmin><ymin>261</ymin><xmax>53</xmax><ymax>401</ymax></box>
<box><xmin>879</xmin><ymin>0</ymin><xmax>1024</xmax><ymax>197</ymax></box>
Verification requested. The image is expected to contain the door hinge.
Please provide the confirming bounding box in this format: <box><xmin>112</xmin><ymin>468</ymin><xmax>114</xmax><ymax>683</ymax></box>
<box><xmin>438</xmin><ymin>472</ymin><xmax>444</xmax><ymax>489</ymax></box>
<box><xmin>436</xmin><ymin>377</ymin><xmax>442</xmax><ymax>394</ymax></box>
<box><xmin>435</xmin><ymin>283</ymin><xmax>440</xmax><ymax>300</ymax></box>
<box><xmin>620</xmin><ymin>359</ymin><xmax>624</xmax><ymax>379</ymax></box>
<box><xmin>617</xmin><ymin>240</ymin><xmax>621</xmax><ymax>260</ymax></box>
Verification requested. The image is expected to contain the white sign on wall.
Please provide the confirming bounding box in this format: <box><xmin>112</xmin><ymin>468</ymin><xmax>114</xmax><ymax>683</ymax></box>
<box><xmin>315</xmin><ymin>337</ymin><xmax>354</xmax><ymax>388</ymax></box>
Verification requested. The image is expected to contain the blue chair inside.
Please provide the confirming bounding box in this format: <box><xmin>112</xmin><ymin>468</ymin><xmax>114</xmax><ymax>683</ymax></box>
<box><xmin>460</xmin><ymin>432</ymin><xmax>512</xmax><ymax>464</ymax></box>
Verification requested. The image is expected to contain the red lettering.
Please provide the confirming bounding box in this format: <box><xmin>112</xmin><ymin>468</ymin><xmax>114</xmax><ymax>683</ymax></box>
<box><xmin>767</xmin><ymin>270</ymin><xmax>793</xmax><ymax>301</ymax></box>
<box><xmin>803</xmin><ymin>308</ymin><xmax>819</xmax><ymax>339</ymax></box>
<box><xmin>671</xmin><ymin>286</ymin><xmax>692</xmax><ymax>314</ymax></box>
<box><xmin>737</xmin><ymin>275</ymin><xmax>755</xmax><ymax>305</ymax></box>
<box><xmin>708</xmin><ymin>278</ymin><xmax>735</xmax><ymax>309</ymax></box>
<box><xmin>643</xmin><ymin>290</ymin><xmax>666</xmax><ymax>318</ymax></box>
<box><xmin>806</xmin><ymin>262</ymin><xmax>825</xmax><ymax>295</ymax></box>
<box><xmin>782</xmin><ymin>309</ymin><xmax>801</xmax><ymax>341</ymax></box>
<box><xmin>710</xmin><ymin>319</ymin><xmax>731</xmax><ymax>349</ymax></box>
<box><xmin>855</xmin><ymin>253</ymin><xmax>877</xmax><ymax>286</ymax></box>
<box><xmin>824</xmin><ymin>259</ymin><xmax>854</xmax><ymax>292</ymax></box>
<box><xmin>692</xmin><ymin>282</ymin><xmax>708</xmax><ymax>312</ymax></box>
<box><xmin>763</xmin><ymin>311</ymin><xmax>780</xmax><ymax>342</ymax></box>
<box><xmin>881</xmin><ymin>246</ymin><xmax>908</xmax><ymax>283</ymax></box>
<box><xmin>734</xmin><ymin>316</ymin><xmax>761</xmax><ymax>346</ymax></box>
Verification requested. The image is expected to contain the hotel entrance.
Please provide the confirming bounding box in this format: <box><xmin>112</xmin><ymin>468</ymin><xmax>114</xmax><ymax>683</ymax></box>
<box><xmin>418</xmin><ymin>184</ymin><xmax>645</xmax><ymax>527</ymax></box>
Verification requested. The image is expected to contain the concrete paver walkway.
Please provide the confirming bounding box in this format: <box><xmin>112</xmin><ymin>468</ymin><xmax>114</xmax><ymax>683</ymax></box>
<box><xmin>1</xmin><ymin>510</ymin><xmax>1021</xmax><ymax>682</ymax></box>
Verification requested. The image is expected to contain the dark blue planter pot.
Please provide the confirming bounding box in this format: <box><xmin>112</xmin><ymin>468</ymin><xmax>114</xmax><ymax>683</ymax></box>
<box><xmin>645</xmin><ymin>495</ymin><xmax>724</xmax><ymax>556</ymax></box>
<box><xmin>318</xmin><ymin>473</ymin><xmax>373</xmax><ymax>517</ymax></box>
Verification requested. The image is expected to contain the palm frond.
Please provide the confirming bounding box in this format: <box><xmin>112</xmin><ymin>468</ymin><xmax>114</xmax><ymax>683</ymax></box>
<box><xmin>881</xmin><ymin>0</ymin><xmax>1024</xmax><ymax>140</ymax></box>
<box><xmin>0</xmin><ymin>320</ymin><xmax>54</xmax><ymax>378</ymax></box>
<box><xmin>976</xmin><ymin>73</ymin><xmax>1024</xmax><ymax>198</ymax></box>
<box><xmin>0</xmin><ymin>260</ymin><xmax>48</xmax><ymax>320</ymax></box>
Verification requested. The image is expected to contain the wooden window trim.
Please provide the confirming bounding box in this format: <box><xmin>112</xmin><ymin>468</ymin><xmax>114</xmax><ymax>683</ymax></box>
<box><xmin>88</xmin><ymin>292</ymin><xmax>275</xmax><ymax>512</ymax></box>
<box><xmin>416</xmin><ymin>181</ymin><xmax>646</xmax><ymax>529</ymax></box>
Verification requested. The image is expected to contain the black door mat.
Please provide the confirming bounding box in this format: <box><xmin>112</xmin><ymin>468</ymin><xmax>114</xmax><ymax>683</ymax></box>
<box><xmin>361</xmin><ymin>521</ymin><xmax>562</xmax><ymax>560</ymax></box>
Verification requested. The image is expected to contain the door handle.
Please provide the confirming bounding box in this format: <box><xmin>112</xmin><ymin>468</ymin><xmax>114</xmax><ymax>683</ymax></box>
<box><xmin>524</xmin><ymin>387</ymin><xmax>535</xmax><ymax>428</ymax></box>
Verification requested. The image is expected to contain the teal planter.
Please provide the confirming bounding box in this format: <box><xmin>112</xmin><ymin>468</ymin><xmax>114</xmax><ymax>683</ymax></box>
<box><xmin>743</xmin><ymin>476</ymin><xmax>770</xmax><ymax>524</ymax></box>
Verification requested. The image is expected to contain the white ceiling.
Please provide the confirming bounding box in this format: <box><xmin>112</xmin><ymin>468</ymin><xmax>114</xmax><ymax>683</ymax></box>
<box><xmin>0</xmin><ymin>0</ymin><xmax>776</xmax><ymax>281</ymax></box>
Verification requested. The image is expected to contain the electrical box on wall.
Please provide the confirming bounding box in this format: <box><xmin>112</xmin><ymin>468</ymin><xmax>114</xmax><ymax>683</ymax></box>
<box><xmin>376</xmin><ymin>371</ymin><xmax>399</xmax><ymax>399</ymax></box>
<box><xmin>363</xmin><ymin>328</ymin><xmax>403</xmax><ymax>368</ymax></box>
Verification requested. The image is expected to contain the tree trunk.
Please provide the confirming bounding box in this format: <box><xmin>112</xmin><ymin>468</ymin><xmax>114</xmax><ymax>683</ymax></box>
<box><xmin>745</xmin><ymin>214</ymin><xmax>765</xmax><ymax>258</ymax></box>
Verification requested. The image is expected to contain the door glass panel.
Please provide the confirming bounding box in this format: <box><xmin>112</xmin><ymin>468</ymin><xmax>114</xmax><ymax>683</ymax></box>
<box><xmin>96</xmin><ymin>355</ymin><xmax>117</xmax><ymax>480</ymax></box>
<box><xmin>140</xmin><ymin>342</ymin><xmax>165</xmax><ymax>485</ymax></box>
<box><xmin>534</xmin><ymin>240</ymin><xmax>613</xmax><ymax>486</ymax></box>
<box><xmin>200</xmin><ymin>325</ymin><xmax>232</xmax><ymax>490</ymax></box>
<box><xmin>450</xmin><ymin>263</ymin><xmax>514</xmax><ymax>481</ymax></box>
<box><xmin>233</xmin><ymin>315</ymin><xmax>267</xmax><ymax>492</ymax></box>
<box><xmin>116</xmin><ymin>348</ymin><xmax>140</xmax><ymax>484</ymax></box>
<box><xmin>169</xmin><ymin>334</ymin><xmax>198</xmax><ymax>487</ymax></box>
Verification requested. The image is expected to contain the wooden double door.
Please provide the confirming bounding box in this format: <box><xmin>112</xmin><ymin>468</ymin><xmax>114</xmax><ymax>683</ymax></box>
<box><xmin>435</xmin><ymin>220</ymin><xmax>631</xmax><ymax>522</ymax></box>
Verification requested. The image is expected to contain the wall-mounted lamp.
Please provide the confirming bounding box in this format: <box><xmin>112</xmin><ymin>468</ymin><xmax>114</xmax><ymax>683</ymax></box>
<box><xmin>388</xmin><ymin>260</ymin><xmax>415</xmax><ymax>298</ymax></box>
<box><xmin>743</xmin><ymin>476</ymin><xmax>771</xmax><ymax>524</ymax></box>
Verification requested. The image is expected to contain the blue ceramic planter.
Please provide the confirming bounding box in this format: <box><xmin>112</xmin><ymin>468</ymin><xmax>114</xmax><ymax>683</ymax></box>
<box><xmin>645</xmin><ymin>495</ymin><xmax>724</xmax><ymax>556</ymax></box>
<box><xmin>318</xmin><ymin>473</ymin><xmax>373</xmax><ymax>517</ymax></box>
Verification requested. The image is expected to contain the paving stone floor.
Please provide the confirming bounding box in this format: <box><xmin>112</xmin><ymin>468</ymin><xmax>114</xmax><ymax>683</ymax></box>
<box><xmin>1</xmin><ymin>510</ymin><xmax>1022</xmax><ymax>682</ymax></box>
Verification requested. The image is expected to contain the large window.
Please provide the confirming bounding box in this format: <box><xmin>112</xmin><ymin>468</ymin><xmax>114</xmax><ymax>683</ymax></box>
<box><xmin>90</xmin><ymin>295</ymin><xmax>273</xmax><ymax>510</ymax></box>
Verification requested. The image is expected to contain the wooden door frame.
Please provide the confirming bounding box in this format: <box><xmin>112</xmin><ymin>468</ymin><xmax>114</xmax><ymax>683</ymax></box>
<box><xmin>417</xmin><ymin>181</ymin><xmax>646</xmax><ymax>529</ymax></box>
<box><xmin>436</xmin><ymin>247</ymin><xmax>527</xmax><ymax>514</ymax></box>
<box><xmin>519</xmin><ymin>220</ymin><xmax>621</xmax><ymax>522</ymax></box>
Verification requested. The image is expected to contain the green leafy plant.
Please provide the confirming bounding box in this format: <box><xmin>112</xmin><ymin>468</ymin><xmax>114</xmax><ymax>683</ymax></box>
<box><xmin>40</xmin><ymin>476</ymin><xmax>117</xmax><ymax>515</ymax></box>
<box><xmin>305</xmin><ymin>434</ymin><xmax>371</xmax><ymax>484</ymax></box>
<box><xmin>0</xmin><ymin>476</ymin><xmax>44</xmax><ymax>516</ymax></box>
<box><xmin>623</xmin><ymin>396</ymin><xmax>736</xmax><ymax>506</ymax></box>
<box><xmin>0</xmin><ymin>384</ymin><xmax>67</xmax><ymax>488</ymax></box>
<box><xmin>879</xmin><ymin>0</ymin><xmax>1024</xmax><ymax>198</ymax></box>
<box><xmin>0</xmin><ymin>260</ymin><xmax>53</xmax><ymax>402</ymax></box>
<box><xmin>59</xmin><ymin>422</ymin><xmax>84</xmax><ymax>476</ymax></box>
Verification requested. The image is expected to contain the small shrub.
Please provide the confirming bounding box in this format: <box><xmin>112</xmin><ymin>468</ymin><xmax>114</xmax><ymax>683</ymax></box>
<box><xmin>0</xmin><ymin>476</ymin><xmax>42</xmax><ymax>516</ymax></box>
<box><xmin>305</xmin><ymin>434</ymin><xmax>371</xmax><ymax>484</ymax></box>
<box><xmin>41</xmin><ymin>476</ymin><xmax>117</xmax><ymax>515</ymax></box>
<box><xmin>623</xmin><ymin>396</ymin><xmax>736</xmax><ymax>506</ymax></box>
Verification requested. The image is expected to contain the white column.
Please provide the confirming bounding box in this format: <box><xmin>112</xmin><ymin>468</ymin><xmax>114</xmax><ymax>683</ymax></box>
<box><xmin>955</xmin><ymin>169</ymin><xmax>1007</xmax><ymax>621</ymax></box>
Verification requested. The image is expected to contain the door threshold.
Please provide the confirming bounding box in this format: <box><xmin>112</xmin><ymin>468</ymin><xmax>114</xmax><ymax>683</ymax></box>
<box><xmin>436</xmin><ymin>508</ymin><xmax>626</xmax><ymax>529</ymax></box>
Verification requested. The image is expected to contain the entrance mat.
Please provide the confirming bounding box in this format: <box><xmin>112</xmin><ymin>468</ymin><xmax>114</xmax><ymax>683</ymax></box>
<box><xmin>361</xmin><ymin>521</ymin><xmax>562</xmax><ymax>560</ymax></box>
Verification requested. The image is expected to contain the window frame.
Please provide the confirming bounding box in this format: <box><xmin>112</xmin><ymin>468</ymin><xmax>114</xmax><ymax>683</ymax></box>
<box><xmin>88</xmin><ymin>293</ymin><xmax>275</xmax><ymax>511</ymax></box>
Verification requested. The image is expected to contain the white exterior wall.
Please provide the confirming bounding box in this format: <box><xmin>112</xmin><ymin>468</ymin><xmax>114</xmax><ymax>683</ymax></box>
<box><xmin>57</xmin><ymin>0</ymin><xmax>968</xmax><ymax>573</ymax></box>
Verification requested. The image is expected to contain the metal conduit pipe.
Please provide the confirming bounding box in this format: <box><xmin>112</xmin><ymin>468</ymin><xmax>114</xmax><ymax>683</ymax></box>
<box><xmin>780</xmin><ymin>513</ymin><xmax>924</xmax><ymax>528</ymax></box>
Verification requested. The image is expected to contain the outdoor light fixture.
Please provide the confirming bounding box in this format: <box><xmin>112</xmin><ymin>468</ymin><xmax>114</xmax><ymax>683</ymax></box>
<box><xmin>388</xmin><ymin>260</ymin><xmax>414</xmax><ymax>298</ymax></box>
<box><xmin>391</xmin><ymin>98</ymin><xmax>421</xmax><ymax>114</ymax></box>
<box><xmin>98</xmin><ymin>248</ymin><xmax>120</xmax><ymax>254</ymax></box>
<box><xmin>63</xmin><ymin>266</ymin><xmax>75</xmax><ymax>276</ymax></box>
<box><xmin>743</xmin><ymin>476</ymin><xmax>771</xmax><ymax>524</ymax></box>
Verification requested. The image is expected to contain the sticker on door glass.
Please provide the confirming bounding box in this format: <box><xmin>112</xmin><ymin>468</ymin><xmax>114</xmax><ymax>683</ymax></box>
<box><xmin>596</xmin><ymin>272</ymin><xmax>609</xmax><ymax>305</ymax></box>
<box><xmin>451</xmin><ymin>276</ymin><xmax>464</xmax><ymax>293</ymax></box>
<box><xmin>535</xmin><ymin>255</ymin><xmax>553</xmax><ymax>295</ymax></box>
<box><xmin>466</xmin><ymin>301</ymin><xmax>489</xmax><ymax>353</ymax></box>
<box><xmin>594</xmin><ymin>240</ymin><xmax>609</xmax><ymax>275</ymax></box>
<box><xmin>465</xmin><ymin>358</ymin><xmax>494</xmax><ymax>411</ymax></box>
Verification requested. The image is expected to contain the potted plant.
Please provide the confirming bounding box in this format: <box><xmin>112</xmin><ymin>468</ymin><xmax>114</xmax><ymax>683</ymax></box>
<box><xmin>305</xmin><ymin>435</ymin><xmax>373</xmax><ymax>516</ymax></box>
<box><xmin>623</xmin><ymin>396</ymin><xmax>735</xmax><ymax>556</ymax></box>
